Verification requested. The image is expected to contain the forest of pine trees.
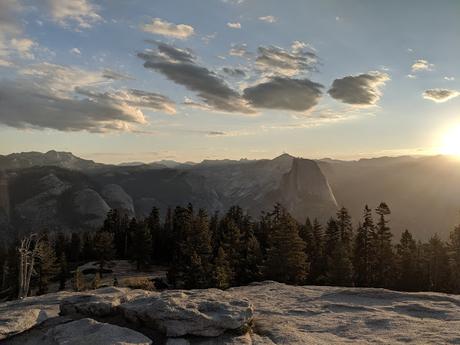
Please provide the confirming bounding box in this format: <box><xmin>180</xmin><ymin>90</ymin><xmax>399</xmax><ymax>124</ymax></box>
<box><xmin>1</xmin><ymin>202</ymin><xmax>460</xmax><ymax>299</ymax></box>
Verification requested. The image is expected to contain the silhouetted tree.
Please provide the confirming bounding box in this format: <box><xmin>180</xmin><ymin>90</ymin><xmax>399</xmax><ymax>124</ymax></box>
<box><xmin>265</xmin><ymin>204</ymin><xmax>308</xmax><ymax>284</ymax></box>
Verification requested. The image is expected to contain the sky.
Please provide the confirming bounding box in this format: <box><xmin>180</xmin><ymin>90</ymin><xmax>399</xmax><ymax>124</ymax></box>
<box><xmin>0</xmin><ymin>0</ymin><xmax>459</xmax><ymax>163</ymax></box>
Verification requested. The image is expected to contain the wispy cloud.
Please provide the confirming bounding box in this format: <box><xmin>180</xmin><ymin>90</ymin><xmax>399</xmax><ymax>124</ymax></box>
<box><xmin>46</xmin><ymin>0</ymin><xmax>102</xmax><ymax>29</ymax></box>
<box><xmin>423</xmin><ymin>89</ymin><xmax>459</xmax><ymax>103</ymax></box>
<box><xmin>142</xmin><ymin>18</ymin><xmax>194</xmax><ymax>39</ymax></box>
<box><xmin>227</xmin><ymin>22</ymin><xmax>241</xmax><ymax>29</ymax></box>
<box><xmin>411</xmin><ymin>59</ymin><xmax>434</xmax><ymax>72</ymax></box>
<box><xmin>258</xmin><ymin>15</ymin><xmax>277</xmax><ymax>23</ymax></box>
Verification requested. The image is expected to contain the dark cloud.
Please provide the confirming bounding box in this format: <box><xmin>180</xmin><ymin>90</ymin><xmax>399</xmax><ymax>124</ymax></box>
<box><xmin>138</xmin><ymin>42</ymin><xmax>254</xmax><ymax>114</ymax></box>
<box><xmin>423</xmin><ymin>89</ymin><xmax>459</xmax><ymax>103</ymax></box>
<box><xmin>0</xmin><ymin>0</ymin><xmax>21</xmax><ymax>35</ymax></box>
<box><xmin>328</xmin><ymin>72</ymin><xmax>389</xmax><ymax>105</ymax></box>
<box><xmin>243</xmin><ymin>77</ymin><xmax>323</xmax><ymax>111</ymax></box>
<box><xmin>255</xmin><ymin>44</ymin><xmax>318</xmax><ymax>76</ymax></box>
<box><xmin>222</xmin><ymin>67</ymin><xmax>246</xmax><ymax>77</ymax></box>
<box><xmin>0</xmin><ymin>79</ymin><xmax>147</xmax><ymax>132</ymax></box>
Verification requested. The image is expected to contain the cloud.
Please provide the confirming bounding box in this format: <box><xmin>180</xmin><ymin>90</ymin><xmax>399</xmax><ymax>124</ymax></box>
<box><xmin>444</xmin><ymin>76</ymin><xmax>455</xmax><ymax>81</ymax></box>
<box><xmin>0</xmin><ymin>0</ymin><xmax>22</xmax><ymax>35</ymax></box>
<box><xmin>411</xmin><ymin>59</ymin><xmax>434</xmax><ymax>72</ymax></box>
<box><xmin>222</xmin><ymin>67</ymin><xmax>246</xmax><ymax>77</ymax></box>
<box><xmin>0</xmin><ymin>1</ymin><xmax>38</xmax><ymax>65</ymax></box>
<box><xmin>76</xmin><ymin>88</ymin><xmax>176</xmax><ymax>114</ymax></box>
<box><xmin>0</xmin><ymin>79</ymin><xmax>146</xmax><ymax>132</ymax></box>
<box><xmin>102</xmin><ymin>69</ymin><xmax>135</xmax><ymax>80</ymax></box>
<box><xmin>243</xmin><ymin>77</ymin><xmax>323</xmax><ymax>111</ymax></box>
<box><xmin>328</xmin><ymin>72</ymin><xmax>389</xmax><ymax>105</ymax></box>
<box><xmin>10</xmin><ymin>38</ymin><xmax>36</xmax><ymax>59</ymax></box>
<box><xmin>70</xmin><ymin>47</ymin><xmax>81</xmax><ymax>55</ymax></box>
<box><xmin>207</xmin><ymin>131</ymin><xmax>226</xmax><ymax>136</ymax></box>
<box><xmin>142</xmin><ymin>18</ymin><xmax>194</xmax><ymax>39</ymax></box>
<box><xmin>0</xmin><ymin>63</ymin><xmax>175</xmax><ymax>132</ymax></box>
<box><xmin>138</xmin><ymin>42</ymin><xmax>254</xmax><ymax>114</ymax></box>
<box><xmin>422</xmin><ymin>89</ymin><xmax>459</xmax><ymax>103</ymax></box>
<box><xmin>229</xmin><ymin>43</ymin><xmax>250</xmax><ymax>57</ymax></box>
<box><xmin>227</xmin><ymin>22</ymin><xmax>241</xmax><ymax>29</ymax></box>
<box><xmin>46</xmin><ymin>0</ymin><xmax>102</xmax><ymax>29</ymax></box>
<box><xmin>255</xmin><ymin>44</ymin><xmax>318</xmax><ymax>76</ymax></box>
<box><xmin>259</xmin><ymin>15</ymin><xmax>277</xmax><ymax>23</ymax></box>
<box><xmin>19</xmin><ymin>62</ymin><xmax>110</xmax><ymax>96</ymax></box>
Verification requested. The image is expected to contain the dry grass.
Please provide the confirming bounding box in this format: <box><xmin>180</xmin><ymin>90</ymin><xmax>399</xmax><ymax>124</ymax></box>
<box><xmin>119</xmin><ymin>276</ymin><xmax>155</xmax><ymax>290</ymax></box>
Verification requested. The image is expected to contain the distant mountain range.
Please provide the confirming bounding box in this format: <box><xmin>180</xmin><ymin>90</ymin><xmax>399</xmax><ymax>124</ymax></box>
<box><xmin>1</xmin><ymin>150</ymin><xmax>460</xmax><ymax>241</ymax></box>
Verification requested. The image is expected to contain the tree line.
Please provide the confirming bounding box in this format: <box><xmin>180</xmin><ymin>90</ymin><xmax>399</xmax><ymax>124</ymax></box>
<box><xmin>1</xmin><ymin>202</ymin><xmax>460</xmax><ymax>299</ymax></box>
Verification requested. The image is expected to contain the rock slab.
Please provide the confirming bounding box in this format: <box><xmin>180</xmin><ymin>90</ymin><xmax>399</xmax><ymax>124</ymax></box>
<box><xmin>44</xmin><ymin>318</ymin><xmax>152</xmax><ymax>345</ymax></box>
<box><xmin>120</xmin><ymin>288</ymin><xmax>254</xmax><ymax>337</ymax></box>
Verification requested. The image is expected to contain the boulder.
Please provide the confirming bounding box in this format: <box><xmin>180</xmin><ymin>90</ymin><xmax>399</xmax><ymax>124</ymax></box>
<box><xmin>44</xmin><ymin>318</ymin><xmax>152</xmax><ymax>345</ymax></box>
<box><xmin>60</xmin><ymin>286</ymin><xmax>153</xmax><ymax>317</ymax></box>
<box><xmin>120</xmin><ymin>289</ymin><xmax>253</xmax><ymax>337</ymax></box>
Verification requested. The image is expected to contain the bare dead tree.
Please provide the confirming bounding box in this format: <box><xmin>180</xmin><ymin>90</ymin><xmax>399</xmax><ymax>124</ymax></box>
<box><xmin>17</xmin><ymin>233</ymin><xmax>43</xmax><ymax>299</ymax></box>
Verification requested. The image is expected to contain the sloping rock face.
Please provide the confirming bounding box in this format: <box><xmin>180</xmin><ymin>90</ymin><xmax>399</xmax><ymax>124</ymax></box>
<box><xmin>73</xmin><ymin>188</ymin><xmax>110</xmax><ymax>227</ymax></box>
<box><xmin>2</xmin><ymin>282</ymin><xmax>460</xmax><ymax>344</ymax></box>
<box><xmin>229</xmin><ymin>281</ymin><xmax>460</xmax><ymax>344</ymax></box>
<box><xmin>120</xmin><ymin>289</ymin><xmax>254</xmax><ymax>337</ymax></box>
<box><xmin>100</xmin><ymin>183</ymin><xmax>135</xmax><ymax>216</ymax></box>
<box><xmin>42</xmin><ymin>318</ymin><xmax>152</xmax><ymax>345</ymax></box>
<box><xmin>0</xmin><ymin>291</ymin><xmax>74</xmax><ymax>340</ymax></box>
<box><xmin>14</xmin><ymin>173</ymin><xmax>71</xmax><ymax>231</ymax></box>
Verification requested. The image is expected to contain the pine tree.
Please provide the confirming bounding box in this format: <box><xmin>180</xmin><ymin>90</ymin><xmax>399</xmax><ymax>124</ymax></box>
<box><xmin>81</xmin><ymin>232</ymin><xmax>94</xmax><ymax>261</ymax></box>
<box><xmin>36</xmin><ymin>238</ymin><xmax>59</xmax><ymax>295</ymax></box>
<box><xmin>69</xmin><ymin>232</ymin><xmax>81</xmax><ymax>263</ymax></box>
<box><xmin>324</xmin><ymin>218</ymin><xmax>340</xmax><ymax>259</ymax></box>
<box><xmin>237</xmin><ymin>222</ymin><xmax>263</xmax><ymax>285</ymax></box>
<box><xmin>326</xmin><ymin>241</ymin><xmax>353</xmax><ymax>286</ymax></box>
<box><xmin>146</xmin><ymin>206</ymin><xmax>161</xmax><ymax>262</ymax></box>
<box><xmin>58</xmin><ymin>252</ymin><xmax>68</xmax><ymax>290</ymax></box>
<box><xmin>426</xmin><ymin>234</ymin><xmax>451</xmax><ymax>292</ymax></box>
<box><xmin>167</xmin><ymin>205</ymin><xmax>194</xmax><ymax>287</ymax></box>
<box><xmin>131</xmin><ymin>221</ymin><xmax>152</xmax><ymax>270</ymax></box>
<box><xmin>73</xmin><ymin>268</ymin><xmax>85</xmax><ymax>291</ymax></box>
<box><xmin>309</xmin><ymin>219</ymin><xmax>325</xmax><ymax>284</ymax></box>
<box><xmin>336</xmin><ymin>207</ymin><xmax>353</xmax><ymax>251</ymax></box>
<box><xmin>217</xmin><ymin>216</ymin><xmax>241</xmax><ymax>285</ymax></box>
<box><xmin>265</xmin><ymin>204</ymin><xmax>308</xmax><ymax>284</ymax></box>
<box><xmin>449</xmin><ymin>225</ymin><xmax>460</xmax><ymax>292</ymax></box>
<box><xmin>395</xmin><ymin>230</ymin><xmax>418</xmax><ymax>291</ymax></box>
<box><xmin>93</xmin><ymin>231</ymin><xmax>115</xmax><ymax>277</ymax></box>
<box><xmin>373</xmin><ymin>202</ymin><xmax>394</xmax><ymax>288</ymax></box>
<box><xmin>353</xmin><ymin>205</ymin><xmax>375</xmax><ymax>287</ymax></box>
<box><xmin>213</xmin><ymin>246</ymin><xmax>231</xmax><ymax>289</ymax></box>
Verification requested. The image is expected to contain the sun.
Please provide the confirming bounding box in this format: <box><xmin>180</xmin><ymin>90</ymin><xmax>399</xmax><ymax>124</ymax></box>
<box><xmin>440</xmin><ymin>125</ymin><xmax>460</xmax><ymax>156</ymax></box>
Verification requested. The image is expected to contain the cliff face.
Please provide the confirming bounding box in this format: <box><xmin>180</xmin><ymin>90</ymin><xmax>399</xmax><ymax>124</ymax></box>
<box><xmin>279</xmin><ymin>158</ymin><xmax>338</xmax><ymax>222</ymax></box>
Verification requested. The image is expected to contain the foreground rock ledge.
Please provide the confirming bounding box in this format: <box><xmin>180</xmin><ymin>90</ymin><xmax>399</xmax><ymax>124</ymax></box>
<box><xmin>2</xmin><ymin>281</ymin><xmax>460</xmax><ymax>344</ymax></box>
<box><xmin>36</xmin><ymin>318</ymin><xmax>152</xmax><ymax>345</ymax></box>
<box><xmin>120</xmin><ymin>288</ymin><xmax>254</xmax><ymax>337</ymax></box>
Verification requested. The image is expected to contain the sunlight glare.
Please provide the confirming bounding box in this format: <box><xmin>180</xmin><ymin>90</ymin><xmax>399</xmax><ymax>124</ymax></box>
<box><xmin>440</xmin><ymin>125</ymin><xmax>460</xmax><ymax>156</ymax></box>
